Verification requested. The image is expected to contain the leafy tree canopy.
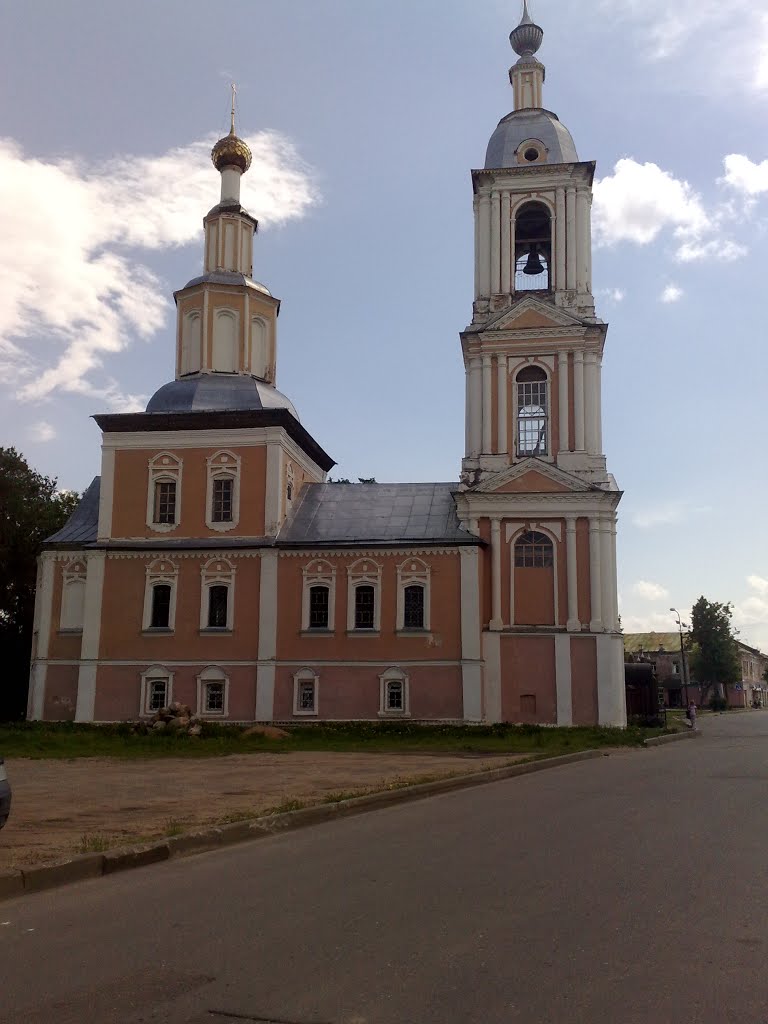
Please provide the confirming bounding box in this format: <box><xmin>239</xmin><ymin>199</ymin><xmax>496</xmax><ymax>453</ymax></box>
<box><xmin>688</xmin><ymin>596</ymin><xmax>740</xmax><ymax>689</ymax></box>
<box><xmin>0</xmin><ymin>448</ymin><xmax>80</xmax><ymax>718</ymax></box>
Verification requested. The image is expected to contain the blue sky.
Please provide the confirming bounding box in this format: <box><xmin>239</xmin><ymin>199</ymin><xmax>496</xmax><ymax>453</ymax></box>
<box><xmin>1</xmin><ymin>0</ymin><xmax>767</xmax><ymax>649</ymax></box>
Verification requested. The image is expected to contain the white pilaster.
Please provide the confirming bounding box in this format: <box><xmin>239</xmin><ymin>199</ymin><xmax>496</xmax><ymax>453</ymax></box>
<box><xmin>465</xmin><ymin>366</ymin><xmax>472</xmax><ymax>458</ymax></box>
<box><xmin>75</xmin><ymin>551</ymin><xmax>106</xmax><ymax>722</ymax></box>
<box><xmin>555</xmin><ymin>634</ymin><xmax>573</xmax><ymax>726</ymax></box>
<box><xmin>264</xmin><ymin>442</ymin><xmax>282</xmax><ymax>536</ymax></box>
<box><xmin>479</xmin><ymin>194</ymin><xmax>491</xmax><ymax>297</ymax></box>
<box><xmin>566</xmin><ymin>516</ymin><xmax>580</xmax><ymax>632</ymax></box>
<box><xmin>28</xmin><ymin>554</ymin><xmax>55</xmax><ymax>720</ymax></box>
<box><xmin>482</xmin><ymin>354</ymin><xmax>493</xmax><ymax>454</ymax></box>
<box><xmin>600</xmin><ymin>518</ymin><xmax>613</xmax><ymax>632</ymax></box>
<box><xmin>496</xmin><ymin>355</ymin><xmax>508</xmax><ymax>455</ymax></box>
<box><xmin>500</xmin><ymin>190</ymin><xmax>512</xmax><ymax>295</ymax></box>
<box><xmin>470</xmin><ymin>356</ymin><xmax>483</xmax><ymax>458</ymax></box>
<box><xmin>589</xmin><ymin>517</ymin><xmax>603</xmax><ymax>632</ymax></box>
<box><xmin>490</xmin><ymin>191</ymin><xmax>501</xmax><ymax>294</ymax></box>
<box><xmin>584</xmin><ymin>350</ymin><xmax>598</xmax><ymax>454</ymax></box>
<box><xmin>566</xmin><ymin>187</ymin><xmax>577</xmax><ymax>290</ymax></box>
<box><xmin>460</xmin><ymin>547</ymin><xmax>483</xmax><ymax>721</ymax></box>
<box><xmin>255</xmin><ymin>550</ymin><xmax>278</xmax><ymax>721</ymax></box>
<box><xmin>490</xmin><ymin>517</ymin><xmax>503</xmax><ymax>631</ymax></box>
<box><xmin>597</xmin><ymin>634</ymin><xmax>627</xmax><ymax>726</ymax></box>
<box><xmin>482</xmin><ymin>631</ymin><xmax>502</xmax><ymax>723</ymax></box>
<box><xmin>557</xmin><ymin>350</ymin><xmax>569</xmax><ymax>453</ymax></box>
<box><xmin>576</xmin><ymin>189</ymin><xmax>589</xmax><ymax>293</ymax></box>
<box><xmin>596</xmin><ymin>358</ymin><xmax>603</xmax><ymax>454</ymax></box>
<box><xmin>555</xmin><ymin>186</ymin><xmax>566</xmax><ymax>291</ymax></box>
<box><xmin>473</xmin><ymin>196</ymin><xmax>481</xmax><ymax>298</ymax></box>
<box><xmin>97</xmin><ymin>448</ymin><xmax>115</xmax><ymax>540</ymax></box>
<box><xmin>586</xmin><ymin>193</ymin><xmax>594</xmax><ymax>294</ymax></box>
<box><xmin>202</xmin><ymin>289</ymin><xmax>210</xmax><ymax>369</ymax></box>
<box><xmin>573</xmin><ymin>350</ymin><xmax>585</xmax><ymax>451</ymax></box>
<box><xmin>610</xmin><ymin>518</ymin><xmax>619</xmax><ymax>634</ymax></box>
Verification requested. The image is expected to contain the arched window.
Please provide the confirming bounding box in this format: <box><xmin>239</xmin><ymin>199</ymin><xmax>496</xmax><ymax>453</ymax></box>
<box><xmin>143</xmin><ymin>558</ymin><xmax>178</xmax><ymax>632</ymax></box>
<box><xmin>514</xmin><ymin>201</ymin><xmax>551</xmax><ymax>292</ymax></box>
<box><xmin>379</xmin><ymin>667</ymin><xmax>410</xmax><ymax>717</ymax></box>
<box><xmin>514</xmin><ymin>531</ymin><xmax>554</xmax><ymax>568</ymax></box>
<box><xmin>403</xmin><ymin>585</ymin><xmax>425</xmax><ymax>630</ymax></box>
<box><xmin>250</xmin><ymin>316</ymin><xmax>268</xmax><ymax>379</ymax></box>
<box><xmin>212</xmin><ymin>309</ymin><xmax>238</xmax><ymax>373</ymax></box>
<box><xmin>309</xmin><ymin>585</ymin><xmax>330</xmax><ymax>629</ymax></box>
<box><xmin>200</xmin><ymin>558</ymin><xmax>235</xmax><ymax>632</ymax></box>
<box><xmin>207</xmin><ymin>585</ymin><xmax>229</xmax><ymax>629</ymax></box>
<box><xmin>355</xmin><ymin>585</ymin><xmax>376</xmax><ymax>630</ymax></box>
<box><xmin>181</xmin><ymin>311</ymin><xmax>201</xmax><ymax>376</ymax></box>
<box><xmin>516</xmin><ymin>365</ymin><xmax>548</xmax><ymax>456</ymax></box>
<box><xmin>196</xmin><ymin>666</ymin><xmax>229</xmax><ymax>717</ymax></box>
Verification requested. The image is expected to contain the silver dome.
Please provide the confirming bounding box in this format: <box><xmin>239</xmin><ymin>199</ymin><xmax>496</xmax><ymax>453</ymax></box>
<box><xmin>178</xmin><ymin>270</ymin><xmax>271</xmax><ymax>297</ymax></box>
<box><xmin>485</xmin><ymin>107</ymin><xmax>578</xmax><ymax>168</ymax></box>
<box><xmin>146</xmin><ymin>373</ymin><xmax>299</xmax><ymax>420</ymax></box>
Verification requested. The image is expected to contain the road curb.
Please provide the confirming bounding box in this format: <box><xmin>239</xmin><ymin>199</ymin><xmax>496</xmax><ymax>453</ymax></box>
<box><xmin>0</xmin><ymin>748</ymin><xmax>605</xmax><ymax>903</ymax></box>
<box><xmin>644</xmin><ymin>729</ymin><xmax>702</xmax><ymax>747</ymax></box>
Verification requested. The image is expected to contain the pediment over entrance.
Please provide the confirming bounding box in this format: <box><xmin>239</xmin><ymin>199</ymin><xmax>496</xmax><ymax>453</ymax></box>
<box><xmin>473</xmin><ymin>459</ymin><xmax>592</xmax><ymax>494</ymax></box>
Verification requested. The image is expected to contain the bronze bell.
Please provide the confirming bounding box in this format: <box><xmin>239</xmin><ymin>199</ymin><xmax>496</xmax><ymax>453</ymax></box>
<box><xmin>523</xmin><ymin>245</ymin><xmax>545</xmax><ymax>276</ymax></box>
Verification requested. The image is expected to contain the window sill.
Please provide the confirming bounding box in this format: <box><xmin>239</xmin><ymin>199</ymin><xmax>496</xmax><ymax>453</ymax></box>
<box><xmin>301</xmin><ymin>629</ymin><xmax>335</xmax><ymax>637</ymax></box>
<box><xmin>293</xmin><ymin>709</ymin><xmax>319</xmax><ymax>717</ymax></box>
<box><xmin>377</xmin><ymin>711</ymin><xmax>411</xmax><ymax>718</ymax></box>
<box><xmin>57</xmin><ymin>628</ymin><xmax>83</xmax><ymax>635</ymax></box>
<box><xmin>396</xmin><ymin>629</ymin><xmax>432</xmax><ymax>638</ymax></box>
<box><xmin>147</xmin><ymin>523</ymin><xmax>179</xmax><ymax>533</ymax></box>
<box><xmin>199</xmin><ymin>628</ymin><xmax>233</xmax><ymax>635</ymax></box>
<box><xmin>142</xmin><ymin>628</ymin><xmax>174</xmax><ymax>635</ymax></box>
<box><xmin>346</xmin><ymin>630</ymin><xmax>380</xmax><ymax>638</ymax></box>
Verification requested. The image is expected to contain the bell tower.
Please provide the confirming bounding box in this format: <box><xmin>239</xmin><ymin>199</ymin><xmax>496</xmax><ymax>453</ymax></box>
<box><xmin>455</xmin><ymin>2</ymin><xmax>625</xmax><ymax>727</ymax></box>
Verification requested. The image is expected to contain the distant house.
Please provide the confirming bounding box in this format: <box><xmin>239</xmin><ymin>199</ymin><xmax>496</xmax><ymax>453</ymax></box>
<box><xmin>623</xmin><ymin>633</ymin><xmax>768</xmax><ymax>709</ymax></box>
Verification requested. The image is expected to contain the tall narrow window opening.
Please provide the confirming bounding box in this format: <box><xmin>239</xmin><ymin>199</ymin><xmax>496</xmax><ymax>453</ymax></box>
<box><xmin>153</xmin><ymin>480</ymin><xmax>177</xmax><ymax>525</ymax></box>
<box><xmin>514</xmin><ymin>201</ymin><xmax>551</xmax><ymax>292</ymax></box>
<box><xmin>309</xmin><ymin>585</ymin><xmax>330</xmax><ymax>629</ymax></box>
<box><xmin>212</xmin><ymin>477</ymin><xmax>234</xmax><ymax>522</ymax></box>
<box><xmin>151</xmin><ymin>584</ymin><xmax>172</xmax><ymax>628</ymax></box>
<box><xmin>355</xmin><ymin>585</ymin><xmax>375</xmax><ymax>630</ymax></box>
<box><xmin>403</xmin><ymin>585</ymin><xmax>425</xmax><ymax>630</ymax></box>
<box><xmin>208</xmin><ymin>585</ymin><xmax>229</xmax><ymax>629</ymax></box>
<box><xmin>516</xmin><ymin>365</ymin><xmax>548</xmax><ymax>456</ymax></box>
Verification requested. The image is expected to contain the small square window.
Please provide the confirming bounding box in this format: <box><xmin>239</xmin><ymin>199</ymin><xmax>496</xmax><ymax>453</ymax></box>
<box><xmin>386</xmin><ymin>680</ymin><xmax>403</xmax><ymax>711</ymax></box>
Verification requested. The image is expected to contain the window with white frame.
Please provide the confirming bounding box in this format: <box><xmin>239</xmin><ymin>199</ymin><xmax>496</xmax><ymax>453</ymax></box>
<box><xmin>516</xmin><ymin>365</ymin><xmax>549</xmax><ymax>457</ymax></box>
<box><xmin>293</xmin><ymin>668</ymin><xmax>319</xmax><ymax>716</ymax></box>
<box><xmin>286</xmin><ymin>461</ymin><xmax>295</xmax><ymax>505</ymax></box>
<box><xmin>206</xmin><ymin>450</ymin><xmax>241</xmax><ymax>532</ymax></box>
<box><xmin>59</xmin><ymin>559</ymin><xmax>87</xmax><ymax>631</ymax></box>
<box><xmin>180</xmin><ymin>311</ymin><xmax>202</xmax><ymax>376</ymax></box>
<box><xmin>142</xmin><ymin>558</ymin><xmax>178</xmax><ymax>632</ymax></box>
<box><xmin>140</xmin><ymin>666</ymin><xmax>174</xmax><ymax>716</ymax></box>
<box><xmin>514</xmin><ymin>530</ymin><xmax>554</xmax><ymax>568</ymax></box>
<box><xmin>146</xmin><ymin>453</ymin><xmax>182</xmax><ymax>532</ymax></box>
<box><xmin>347</xmin><ymin>559</ymin><xmax>381</xmax><ymax>633</ymax></box>
<box><xmin>396</xmin><ymin>557</ymin><xmax>431</xmax><ymax>632</ymax></box>
<box><xmin>200</xmin><ymin>558</ymin><xmax>235</xmax><ymax>632</ymax></box>
<box><xmin>379</xmin><ymin>667</ymin><xmax>410</xmax><ymax>717</ymax></box>
<box><xmin>302</xmin><ymin>559</ymin><xmax>336</xmax><ymax>632</ymax></box>
<box><xmin>196</xmin><ymin>666</ymin><xmax>229</xmax><ymax>717</ymax></box>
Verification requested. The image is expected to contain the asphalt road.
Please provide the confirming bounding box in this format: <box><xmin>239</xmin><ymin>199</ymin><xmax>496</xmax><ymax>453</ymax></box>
<box><xmin>2</xmin><ymin>712</ymin><xmax>768</xmax><ymax>1024</ymax></box>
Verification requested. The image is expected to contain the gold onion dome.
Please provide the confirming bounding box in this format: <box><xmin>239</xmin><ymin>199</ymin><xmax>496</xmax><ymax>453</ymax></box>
<box><xmin>211</xmin><ymin>129</ymin><xmax>252</xmax><ymax>173</ymax></box>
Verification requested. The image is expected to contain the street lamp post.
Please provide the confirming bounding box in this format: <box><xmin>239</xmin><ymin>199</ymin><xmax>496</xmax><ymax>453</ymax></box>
<box><xmin>670</xmin><ymin>607</ymin><xmax>689</xmax><ymax>707</ymax></box>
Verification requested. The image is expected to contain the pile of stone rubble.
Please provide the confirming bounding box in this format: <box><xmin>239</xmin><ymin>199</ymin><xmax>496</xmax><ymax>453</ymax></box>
<box><xmin>146</xmin><ymin>702</ymin><xmax>203</xmax><ymax>736</ymax></box>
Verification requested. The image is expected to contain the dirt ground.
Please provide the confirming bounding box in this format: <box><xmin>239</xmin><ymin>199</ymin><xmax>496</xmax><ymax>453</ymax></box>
<box><xmin>0</xmin><ymin>752</ymin><xmax>520</xmax><ymax>870</ymax></box>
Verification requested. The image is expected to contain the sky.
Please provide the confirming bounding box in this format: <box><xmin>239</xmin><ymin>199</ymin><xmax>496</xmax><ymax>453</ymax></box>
<box><xmin>1</xmin><ymin>0</ymin><xmax>767</xmax><ymax>652</ymax></box>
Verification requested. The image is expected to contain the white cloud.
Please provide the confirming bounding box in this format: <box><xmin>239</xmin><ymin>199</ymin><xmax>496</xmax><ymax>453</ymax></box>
<box><xmin>620</xmin><ymin>610</ymin><xmax>684</xmax><ymax>635</ymax></box>
<box><xmin>598</xmin><ymin>287</ymin><xmax>626</xmax><ymax>303</ymax></box>
<box><xmin>598</xmin><ymin>1</ymin><xmax>768</xmax><ymax>95</ymax></box>
<box><xmin>721</xmin><ymin>154</ymin><xmax>768</xmax><ymax>197</ymax></box>
<box><xmin>0</xmin><ymin>131</ymin><xmax>318</xmax><ymax>408</ymax></box>
<box><xmin>660</xmin><ymin>283</ymin><xmax>684</xmax><ymax>304</ymax></box>
<box><xmin>632</xmin><ymin>580</ymin><xmax>670</xmax><ymax>601</ymax></box>
<box><xmin>733</xmin><ymin>576</ymin><xmax>768</xmax><ymax>653</ymax></box>
<box><xmin>630</xmin><ymin>500</ymin><xmax>711</xmax><ymax>529</ymax></box>
<box><xmin>27</xmin><ymin>420</ymin><xmax>56</xmax><ymax>442</ymax></box>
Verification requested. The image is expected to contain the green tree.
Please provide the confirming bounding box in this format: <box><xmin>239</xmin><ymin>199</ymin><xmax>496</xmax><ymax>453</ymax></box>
<box><xmin>688</xmin><ymin>596</ymin><xmax>740</xmax><ymax>707</ymax></box>
<box><xmin>0</xmin><ymin>448</ymin><xmax>80</xmax><ymax>719</ymax></box>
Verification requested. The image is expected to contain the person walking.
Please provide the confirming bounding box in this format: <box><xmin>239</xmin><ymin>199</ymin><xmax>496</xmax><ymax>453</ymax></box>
<box><xmin>685</xmin><ymin>701</ymin><xmax>697</xmax><ymax>729</ymax></box>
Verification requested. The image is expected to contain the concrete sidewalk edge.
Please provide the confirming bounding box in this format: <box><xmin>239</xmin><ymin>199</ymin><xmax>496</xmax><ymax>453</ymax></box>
<box><xmin>0</xmin><ymin>748</ymin><xmax>606</xmax><ymax>903</ymax></box>
<box><xmin>644</xmin><ymin>729</ymin><xmax>703</xmax><ymax>747</ymax></box>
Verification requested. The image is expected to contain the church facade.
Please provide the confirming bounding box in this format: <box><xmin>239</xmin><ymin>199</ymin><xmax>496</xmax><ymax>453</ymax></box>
<box><xmin>28</xmin><ymin>6</ymin><xmax>626</xmax><ymax>728</ymax></box>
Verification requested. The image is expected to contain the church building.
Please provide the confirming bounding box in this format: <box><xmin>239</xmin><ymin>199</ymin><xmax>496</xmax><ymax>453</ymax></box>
<box><xmin>28</xmin><ymin>5</ymin><xmax>626</xmax><ymax>727</ymax></box>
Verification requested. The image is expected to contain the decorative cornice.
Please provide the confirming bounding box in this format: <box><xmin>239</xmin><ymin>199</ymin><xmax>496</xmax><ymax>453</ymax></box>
<box><xmin>279</xmin><ymin>547</ymin><xmax>464</xmax><ymax>558</ymax></box>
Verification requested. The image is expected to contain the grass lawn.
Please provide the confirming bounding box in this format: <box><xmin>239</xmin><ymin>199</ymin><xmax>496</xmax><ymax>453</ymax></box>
<box><xmin>0</xmin><ymin>719</ymin><xmax>663</xmax><ymax>760</ymax></box>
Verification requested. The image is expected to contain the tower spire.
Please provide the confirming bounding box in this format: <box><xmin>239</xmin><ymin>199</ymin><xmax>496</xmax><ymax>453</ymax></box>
<box><xmin>211</xmin><ymin>85</ymin><xmax>252</xmax><ymax>204</ymax></box>
<box><xmin>230</xmin><ymin>82</ymin><xmax>237</xmax><ymax>135</ymax></box>
<box><xmin>509</xmin><ymin>0</ymin><xmax>545</xmax><ymax>110</ymax></box>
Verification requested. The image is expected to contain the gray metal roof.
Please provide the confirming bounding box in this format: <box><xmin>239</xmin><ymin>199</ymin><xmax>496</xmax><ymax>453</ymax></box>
<box><xmin>146</xmin><ymin>373</ymin><xmax>299</xmax><ymax>419</ymax></box>
<box><xmin>177</xmin><ymin>270</ymin><xmax>271</xmax><ymax>296</ymax></box>
<box><xmin>278</xmin><ymin>483</ymin><xmax>480</xmax><ymax>547</ymax></box>
<box><xmin>47</xmin><ymin>477</ymin><xmax>100</xmax><ymax>545</ymax></box>
<box><xmin>485</xmin><ymin>107</ymin><xmax>578</xmax><ymax>168</ymax></box>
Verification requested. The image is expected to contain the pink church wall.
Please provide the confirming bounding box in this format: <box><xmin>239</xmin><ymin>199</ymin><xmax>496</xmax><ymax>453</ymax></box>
<box><xmin>500</xmin><ymin>635</ymin><xmax>557</xmax><ymax>723</ymax></box>
<box><xmin>43</xmin><ymin>665</ymin><xmax>79</xmax><ymax>721</ymax></box>
<box><xmin>570</xmin><ymin>636</ymin><xmax>598</xmax><ymax>725</ymax></box>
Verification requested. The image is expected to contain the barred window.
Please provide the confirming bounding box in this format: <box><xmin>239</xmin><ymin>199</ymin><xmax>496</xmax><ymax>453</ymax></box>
<box><xmin>517</xmin><ymin>365</ymin><xmax>548</xmax><ymax>456</ymax></box>
<box><xmin>309</xmin><ymin>585</ymin><xmax>330</xmax><ymax>629</ymax></box>
<box><xmin>354</xmin><ymin>585</ymin><xmax>375</xmax><ymax>629</ymax></box>
<box><xmin>514</xmin><ymin>531</ymin><xmax>554</xmax><ymax>568</ymax></box>
<box><xmin>298</xmin><ymin>680</ymin><xmax>316</xmax><ymax>712</ymax></box>
<box><xmin>207</xmin><ymin>585</ymin><xmax>228</xmax><ymax>629</ymax></box>
<box><xmin>403</xmin><ymin>585</ymin><xmax>425</xmax><ymax>629</ymax></box>
<box><xmin>204</xmin><ymin>682</ymin><xmax>225</xmax><ymax>713</ymax></box>
<box><xmin>150</xmin><ymin>584</ymin><xmax>172</xmax><ymax>628</ymax></box>
<box><xmin>153</xmin><ymin>481</ymin><xmax>177</xmax><ymax>525</ymax></box>
<box><xmin>386</xmin><ymin>680</ymin><xmax>404</xmax><ymax>711</ymax></box>
<box><xmin>147</xmin><ymin>678</ymin><xmax>167</xmax><ymax>712</ymax></box>
<box><xmin>212</xmin><ymin>477</ymin><xmax>234</xmax><ymax>522</ymax></box>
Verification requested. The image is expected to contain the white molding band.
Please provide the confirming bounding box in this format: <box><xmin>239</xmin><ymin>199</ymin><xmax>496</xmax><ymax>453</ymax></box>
<box><xmin>460</xmin><ymin>547</ymin><xmax>482</xmax><ymax>721</ymax></box>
